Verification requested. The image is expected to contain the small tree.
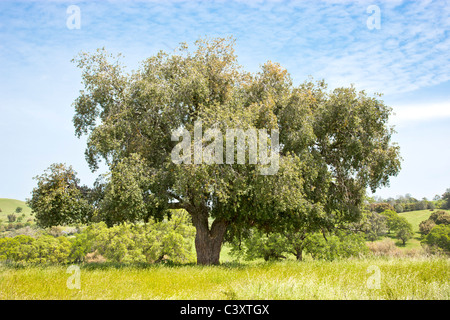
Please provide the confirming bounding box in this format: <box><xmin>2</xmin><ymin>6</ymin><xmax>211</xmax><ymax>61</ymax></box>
<box><xmin>7</xmin><ymin>214</ymin><xmax>16</xmax><ymax>223</ymax></box>
<box><xmin>395</xmin><ymin>216</ymin><xmax>413</xmax><ymax>245</ymax></box>
<box><xmin>27</xmin><ymin>163</ymin><xmax>93</xmax><ymax>228</ymax></box>
<box><xmin>15</xmin><ymin>207</ymin><xmax>23</xmax><ymax>214</ymax></box>
<box><xmin>363</xmin><ymin>211</ymin><xmax>388</xmax><ymax>241</ymax></box>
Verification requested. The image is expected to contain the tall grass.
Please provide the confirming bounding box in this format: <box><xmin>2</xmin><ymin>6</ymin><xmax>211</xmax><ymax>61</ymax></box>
<box><xmin>1</xmin><ymin>257</ymin><xmax>448</xmax><ymax>300</ymax></box>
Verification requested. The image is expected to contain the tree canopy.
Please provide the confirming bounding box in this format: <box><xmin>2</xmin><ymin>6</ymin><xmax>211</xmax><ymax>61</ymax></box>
<box><xmin>30</xmin><ymin>36</ymin><xmax>401</xmax><ymax>265</ymax></box>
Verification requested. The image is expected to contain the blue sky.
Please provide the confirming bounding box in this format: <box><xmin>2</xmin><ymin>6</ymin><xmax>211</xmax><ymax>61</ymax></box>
<box><xmin>0</xmin><ymin>0</ymin><xmax>449</xmax><ymax>202</ymax></box>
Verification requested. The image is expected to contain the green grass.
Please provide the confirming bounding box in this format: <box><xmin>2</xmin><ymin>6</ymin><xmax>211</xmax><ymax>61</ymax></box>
<box><xmin>1</xmin><ymin>257</ymin><xmax>448</xmax><ymax>299</ymax></box>
<box><xmin>0</xmin><ymin>198</ymin><xmax>33</xmax><ymax>223</ymax></box>
<box><xmin>387</xmin><ymin>209</ymin><xmax>450</xmax><ymax>249</ymax></box>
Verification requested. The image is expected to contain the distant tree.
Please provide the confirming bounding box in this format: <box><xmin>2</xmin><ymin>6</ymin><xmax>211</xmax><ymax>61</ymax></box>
<box><xmin>7</xmin><ymin>214</ymin><xmax>16</xmax><ymax>223</ymax></box>
<box><xmin>363</xmin><ymin>211</ymin><xmax>388</xmax><ymax>241</ymax></box>
<box><xmin>379</xmin><ymin>209</ymin><xmax>399</xmax><ymax>234</ymax></box>
<box><xmin>395</xmin><ymin>216</ymin><xmax>413</xmax><ymax>245</ymax></box>
<box><xmin>442</xmin><ymin>189</ymin><xmax>450</xmax><ymax>209</ymax></box>
<box><xmin>430</xmin><ymin>211</ymin><xmax>450</xmax><ymax>225</ymax></box>
<box><xmin>427</xmin><ymin>202</ymin><xmax>436</xmax><ymax>210</ymax></box>
<box><xmin>15</xmin><ymin>207</ymin><xmax>23</xmax><ymax>214</ymax></box>
<box><xmin>393</xmin><ymin>203</ymin><xmax>404</xmax><ymax>213</ymax></box>
<box><xmin>415</xmin><ymin>201</ymin><xmax>427</xmax><ymax>211</ymax></box>
<box><xmin>371</xmin><ymin>203</ymin><xmax>395</xmax><ymax>213</ymax></box>
<box><xmin>27</xmin><ymin>163</ymin><xmax>94</xmax><ymax>228</ymax></box>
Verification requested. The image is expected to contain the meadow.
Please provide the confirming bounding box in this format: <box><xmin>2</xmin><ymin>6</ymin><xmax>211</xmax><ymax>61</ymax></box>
<box><xmin>0</xmin><ymin>200</ymin><xmax>448</xmax><ymax>300</ymax></box>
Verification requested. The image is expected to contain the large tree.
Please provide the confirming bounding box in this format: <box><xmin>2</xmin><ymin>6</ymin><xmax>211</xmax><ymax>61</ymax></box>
<box><xmin>65</xmin><ymin>37</ymin><xmax>401</xmax><ymax>265</ymax></box>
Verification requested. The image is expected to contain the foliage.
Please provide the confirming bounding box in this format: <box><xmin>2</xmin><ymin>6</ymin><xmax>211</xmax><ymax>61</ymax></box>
<box><xmin>442</xmin><ymin>189</ymin><xmax>450</xmax><ymax>209</ymax></box>
<box><xmin>419</xmin><ymin>219</ymin><xmax>436</xmax><ymax>235</ymax></box>
<box><xmin>422</xmin><ymin>224</ymin><xmax>450</xmax><ymax>253</ymax></box>
<box><xmin>419</xmin><ymin>210</ymin><xmax>450</xmax><ymax>235</ymax></box>
<box><xmin>362</xmin><ymin>211</ymin><xmax>387</xmax><ymax>241</ymax></box>
<box><xmin>229</xmin><ymin>227</ymin><xmax>368</xmax><ymax>261</ymax></box>
<box><xmin>0</xmin><ymin>210</ymin><xmax>195</xmax><ymax>265</ymax></box>
<box><xmin>305</xmin><ymin>231</ymin><xmax>368</xmax><ymax>261</ymax></box>
<box><xmin>229</xmin><ymin>229</ymin><xmax>289</xmax><ymax>261</ymax></box>
<box><xmin>370</xmin><ymin>203</ymin><xmax>395</xmax><ymax>213</ymax></box>
<box><xmin>0</xmin><ymin>234</ymin><xmax>71</xmax><ymax>264</ymax></box>
<box><xmin>71</xmin><ymin>209</ymin><xmax>195</xmax><ymax>264</ymax></box>
<box><xmin>27</xmin><ymin>163</ymin><xmax>94</xmax><ymax>228</ymax></box>
<box><xmin>429</xmin><ymin>210</ymin><xmax>450</xmax><ymax>225</ymax></box>
<box><xmin>395</xmin><ymin>216</ymin><xmax>414</xmax><ymax>245</ymax></box>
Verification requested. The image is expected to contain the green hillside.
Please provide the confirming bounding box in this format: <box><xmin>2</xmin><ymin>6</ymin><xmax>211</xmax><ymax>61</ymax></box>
<box><xmin>0</xmin><ymin>198</ymin><xmax>33</xmax><ymax>222</ymax></box>
<box><xmin>396</xmin><ymin>209</ymin><xmax>450</xmax><ymax>249</ymax></box>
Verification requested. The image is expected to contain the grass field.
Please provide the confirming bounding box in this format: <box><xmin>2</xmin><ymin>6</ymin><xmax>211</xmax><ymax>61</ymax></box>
<box><xmin>0</xmin><ymin>257</ymin><xmax>448</xmax><ymax>300</ymax></box>
<box><xmin>0</xmin><ymin>201</ymin><xmax>448</xmax><ymax>300</ymax></box>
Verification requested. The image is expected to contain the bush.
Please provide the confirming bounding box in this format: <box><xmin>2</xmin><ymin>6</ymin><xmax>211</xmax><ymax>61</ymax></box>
<box><xmin>7</xmin><ymin>214</ymin><xmax>16</xmax><ymax>223</ymax></box>
<box><xmin>419</xmin><ymin>219</ymin><xmax>436</xmax><ymax>235</ymax></box>
<box><xmin>70</xmin><ymin>209</ymin><xmax>196</xmax><ymax>264</ymax></box>
<box><xmin>229</xmin><ymin>229</ymin><xmax>289</xmax><ymax>261</ymax></box>
<box><xmin>0</xmin><ymin>235</ymin><xmax>71</xmax><ymax>263</ymax></box>
<box><xmin>306</xmin><ymin>231</ymin><xmax>369</xmax><ymax>261</ymax></box>
<box><xmin>430</xmin><ymin>211</ymin><xmax>450</xmax><ymax>225</ymax></box>
<box><xmin>422</xmin><ymin>224</ymin><xmax>450</xmax><ymax>253</ymax></box>
<box><xmin>367</xmin><ymin>239</ymin><xmax>401</xmax><ymax>257</ymax></box>
<box><xmin>419</xmin><ymin>211</ymin><xmax>450</xmax><ymax>236</ymax></box>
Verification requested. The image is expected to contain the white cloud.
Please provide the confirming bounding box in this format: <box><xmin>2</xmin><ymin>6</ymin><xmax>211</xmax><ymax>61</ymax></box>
<box><xmin>391</xmin><ymin>101</ymin><xmax>450</xmax><ymax>125</ymax></box>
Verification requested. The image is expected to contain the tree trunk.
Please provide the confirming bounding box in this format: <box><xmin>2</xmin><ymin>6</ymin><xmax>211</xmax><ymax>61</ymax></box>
<box><xmin>191</xmin><ymin>211</ymin><xmax>228</xmax><ymax>265</ymax></box>
<box><xmin>295</xmin><ymin>249</ymin><xmax>303</xmax><ymax>261</ymax></box>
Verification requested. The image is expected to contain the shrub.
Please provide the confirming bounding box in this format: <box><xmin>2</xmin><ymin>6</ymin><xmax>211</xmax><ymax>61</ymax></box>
<box><xmin>230</xmin><ymin>229</ymin><xmax>289</xmax><ymax>261</ymax></box>
<box><xmin>0</xmin><ymin>234</ymin><xmax>72</xmax><ymax>264</ymax></box>
<box><xmin>367</xmin><ymin>238</ymin><xmax>401</xmax><ymax>257</ymax></box>
<box><xmin>85</xmin><ymin>250</ymin><xmax>107</xmax><ymax>263</ymax></box>
<box><xmin>422</xmin><ymin>224</ymin><xmax>450</xmax><ymax>253</ymax></box>
<box><xmin>306</xmin><ymin>231</ymin><xmax>369</xmax><ymax>261</ymax></box>
<box><xmin>70</xmin><ymin>209</ymin><xmax>196</xmax><ymax>264</ymax></box>
<box><xmin>419</xmin><ymin>219</ymin><xmax>436</xmax><ymax>235</ymax></box>
<box><xmin>7</xmin><ymin>214</ymin><xmax>16</xmax><ymax>223</ymax></box>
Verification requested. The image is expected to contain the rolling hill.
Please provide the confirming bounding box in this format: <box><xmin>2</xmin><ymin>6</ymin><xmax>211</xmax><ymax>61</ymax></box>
<box><xmin>0</xmin><ymin>198</ymin><xmax>33</xmax><ymax>222</ymax></box>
